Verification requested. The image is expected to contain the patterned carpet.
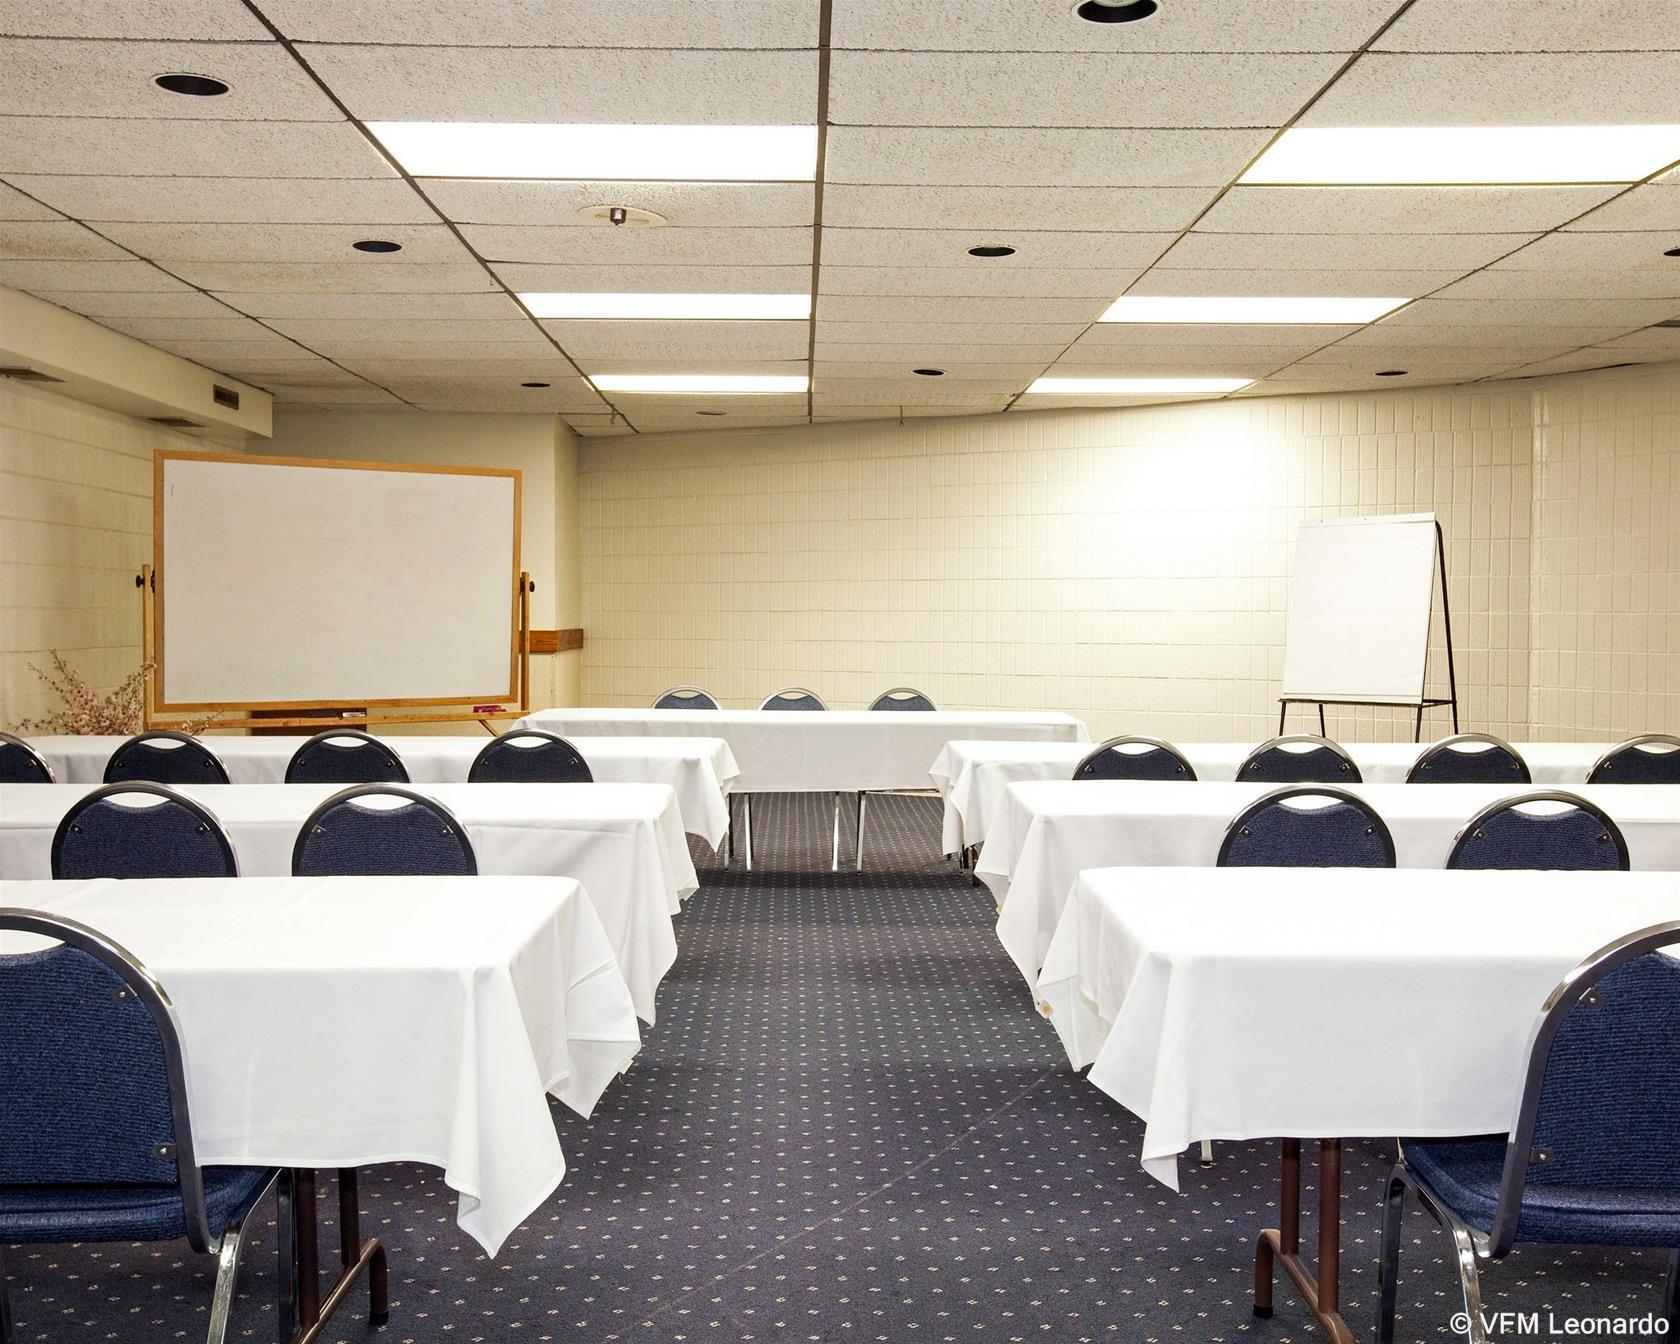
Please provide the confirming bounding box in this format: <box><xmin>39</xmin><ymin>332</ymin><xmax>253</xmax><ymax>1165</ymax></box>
<box><xmin>4</xmin><ymin>793</ymin><xmax>1670</xmax><ymax>1342</ymax></box>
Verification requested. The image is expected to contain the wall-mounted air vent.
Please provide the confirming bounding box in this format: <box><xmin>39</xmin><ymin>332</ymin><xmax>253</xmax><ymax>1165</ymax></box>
<box><xmin>0</xmin><ymin>366</ymin><xmax>67</xmax><ymax>383</ymax></box>
<box><xmin>148</xmin><ymin>415</ymin><xmax>205</xmax><ymax>429</ymax></box>
<box><xmin>212</xmin><ymin>384</ymin><xmax>240</xmax><ymax>409</ymax></box>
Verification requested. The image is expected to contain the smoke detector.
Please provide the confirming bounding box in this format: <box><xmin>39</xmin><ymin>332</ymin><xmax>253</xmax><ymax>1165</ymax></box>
<box><xmin>576</xmin><ymin>204</ymin><xmax>668</xmax><ymax>228</ymax></box>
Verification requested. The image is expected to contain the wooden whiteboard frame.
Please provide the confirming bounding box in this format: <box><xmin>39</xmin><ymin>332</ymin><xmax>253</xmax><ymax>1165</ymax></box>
<box><xmin>148</xmin><ymin>449</ymin><xmax>523</xmax><ymax>717</ymax></box>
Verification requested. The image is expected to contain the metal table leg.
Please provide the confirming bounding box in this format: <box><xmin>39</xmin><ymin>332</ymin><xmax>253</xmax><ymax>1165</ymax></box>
<box><xmin>286</xmin><ymin>1167</ymin><xmax>388</xmax><ymax>1343</ymax></box>
<box><xmin>1254</xmin><ymin>1138</ymin><xmax>1356</xmax><ymax>1343</ymax></box>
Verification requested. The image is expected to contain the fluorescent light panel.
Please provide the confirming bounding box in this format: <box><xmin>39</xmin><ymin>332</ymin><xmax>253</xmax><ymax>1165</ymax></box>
<box><xmin>1242</xmin><ymin>125</ymin><xmax>1680</xmax><ymax>185</ymax></box>
<box><xmin>368</xmin><ymin>122</ymin><xmax>818</xmax><ymax>181</ymax></box>
<box><xmin>1025</xmin><ymin>376</ymin><xmax>1253</xmax><ymax>395</ymax></box>
<box><xmin>523</xmin><ymin>292</ymin><xmax>810</xmax><ymax>320</ymax></box>
<box><xmin>594</xmin><ymin>374</ymin><xmax>809</xmax><ymax>394</ymax></box>
<box><xmin>1100</xmin><ymin>295</ymin><xmax>1409</xmax><ymax>324</ymax></box>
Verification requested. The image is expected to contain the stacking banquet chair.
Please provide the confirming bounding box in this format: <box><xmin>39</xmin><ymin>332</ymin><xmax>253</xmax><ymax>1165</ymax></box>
<box><xmin>1074</xmin><ymin>735</ymin><xmax>1197</xmax><ymax>781</ymax></box>
<box><xmin>1378</xmin><ymin>920</ymin><xmax>1680</xmax><ymax>1344</ymax></box>
<box><xmin>0</xmin><ymin>910</ymin><xmax>292</xmax><ymax>1344</ymax></box>
<box><xmin>468</xmin><ymin>730</ymin><xmax>593</xmax><ymax>783</ymax></box>
<box><xmin>734</xmin><ymin>688</ymin><xmax>835</xmax><ymax>870</ymax></box>
<box><xmin>1217</xmin><ymin>785</ymin><xmax>1397</xmax><ymax>869</ymax></box>
<box><xmin>292</xmin><ymin>784</ymin><xmax>476</xmax><ymax>877</ymax></box>
<box><xmin>51</xmin><ymin>783</ymin><xmax>238</xmax><ymax>880</ymax></box>
<box><xmin>1238</xmin><ymin>733</ymin><xmax>1362</xmax><ymax>785</ymax></box>
<box><xmin>855</xmin><ymin>688</ymin><xmax>939</xmax><ymax>870</ymax></box>
<box><xmin>1406</xmin><ymin>732</ymin><xmax>1531</xmax><ymax>785</ymax></box>
<box><xmin>1446</xmin><ymin>790</ymin><xmax>1630</xmax><ymax>872</ymax></box>
<box><xmin>285</xmin><ymin>730</ymin><xmax>408</xmax><ymax>785</ymax></box>
<box><xmin>0</xmin><ymin>732</ymin><xmax>53</xmax><ymax>783</ymax></box>
<box><xmin>103</xmin><ymin>730</ymin><xmax>230</xmax><ymax>785</ymax></box>
<box><xmin>1588</xmin><ymin>733</ymin><xmax>1680</xmax><ymax>785</ymax></box>
<box><xmin>652</xmin><ymin>685</ymin><xmax>721</xmax><ymax>710</ymax></box>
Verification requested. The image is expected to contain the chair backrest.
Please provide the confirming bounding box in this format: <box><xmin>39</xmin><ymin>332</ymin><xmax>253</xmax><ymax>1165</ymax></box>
<box><xmin>1217</xmin><ymin>785</ymin><xmax>1396</xmax><ymax>868</ymax></box>
<box><xmin>51</xmin><ymin>783</ymin><xmax>239</xmax><ymax>880</ymax></box>
<box><xmin>284</xmin><ymin>729</ymin><xmax>409</xmax><ymax>785</ymax></box>
<box><xmin>0</xmin><ymin>732</ymin><xmax>54</xmax><ymax>783</ymax></box>
<box><xmin>1237</xmin><ymin>734</ymin><xmax>1362</xmax><ymax>785</ymax></box>
<box><xmin>1446</xmin><ymin>790</ymin><xmax>1630</xmax><ymax>872</ymax></box>
<box><xmin>1486</xmin><ymin>920</ymin><xmax>1680</xmax><ymax>1257</ymax></box>
<box><xmin>1587</xmin><ymin>733</ymin><xmax>1680</xmax><ymax>785</ymax></box>
<box><xmin>0</xmin><ymin>910</ymin><xmax>215</xmax><ymax>1251</ymax></box>
<box><xmin>1406</xmin><ymin>732</ymin><xmax>1531</xmax><ymax>785</ymax></box>
<box><xmin>1073</xmin><ymin>735</ymin><xmax>1197</xmax><ymax>782</ymax></box>
<box><xmin>759</xmin><ymin>687</ymin><xmax>827</xmax><ymax>711</ymax></box>
<box><xmin>103</xmin><ymin>730</ymin><xmax>230</xmax><ymax>785</ymax></box>
<box><xmin>652</xmin><ymin>685</ymin><xmax>720</xmax><ymax>710</ymax></box>
<box><xmin>468</xmin><ymin>730</ymin><xmax>593</xmax><ymax>783</ymax></box>
<box><xmin>292</xmin><ymin>784</ymin><xmax>477</xmax><ymax>876</ymax></box>
<box><xmin>868</xmin><ymin>687</ymin><xmax>937</xmax><ymax>712</ymax></box>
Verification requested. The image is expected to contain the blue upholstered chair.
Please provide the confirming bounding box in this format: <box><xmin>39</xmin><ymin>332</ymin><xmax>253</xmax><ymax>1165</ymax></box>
<box><xmin>285</xmin><ymin>730</ymin><xmax>408</xmax><ymax>785</ymax></box>
<box><xmin>292</xmin><ymin>785</ymin><xmax>476</xmax><ymax>877</ymax></box>
<box><xmin>1588</xmin><ymin>733</ymin><xmax>1680</xmax><ymax>785</ymax></box>
<box><xmin>0</xmin><ymin>732</ymin><xmax>53</xmax><ymax>783</ymax></box>
<box><xmin>1446</xmin><ymin>790</ymin><xmax>1630</xmax><ymax>872</ymax></box>
<box><xmin>652</xmin><ymin>685</ymin><xmax>721</xmax><ymax>710</ymax></box>
<box><xmin>868</xmin><ymin>687</ymin><xmax>937</xmax><ymax>712</ymax></box>
<box><xmin>855</xmin><ymin>689</ymin><xmax>940</xmax><ymax>869</ymax></box>
<box><xmin>51</xmin><ymin>783</ymin><xmax>238</xmax><ymax>880</ymax></box>
<box><xmin>1074</xmin><ymin>736</ymin><xmax>1197</xmax><ymax>782</ymax></box>
<box><xmin>1238</xmin><ymin>734</ymin><xmax>1362</xmax><ymax>785</ymax></box>
<box><xmin>759</xmin><ymin>687</ymin><xmax>827</xmax><ymax>711</ymax></box>
<box><xmin>468</xmin><ymin>730</ymin><xmax>592</xmax><ymax>783</ymax></box>
<box><xmin>1407</xmin><ymin>733</ymin><xmax>1531</xmax><ymax>785</ymax></box>
<box><xmin>103</xmin><ymin>730</ymin><xmax>230</xmax><ymax>785</ymax></box>
<box><xmin>0</xmin><ymin>910</ymin><xmax>285</xmax><ymax>1344</ymax></box>
<box><xmin>1378</xmin><ymin>920</ymin><xmax>1680</xmax><ymax>1344</ymax></box>
<box><xmin>1217</xmin><ymin>785</ymin><xmax>1396</xmax><ymax>868</ymax></box>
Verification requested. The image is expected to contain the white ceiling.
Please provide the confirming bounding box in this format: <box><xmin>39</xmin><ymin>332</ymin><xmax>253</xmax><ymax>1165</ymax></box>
<box><xmin>0</xmin><ymin>0</ymin><xmax>1677</xmax><ymax>437</ymax></box>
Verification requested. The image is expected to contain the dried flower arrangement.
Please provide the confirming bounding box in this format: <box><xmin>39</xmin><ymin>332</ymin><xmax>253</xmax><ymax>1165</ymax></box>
<box><xmin>15</xmin><ymin>652</ymin><xmax>215</xmax><ymax>735</ymax></box>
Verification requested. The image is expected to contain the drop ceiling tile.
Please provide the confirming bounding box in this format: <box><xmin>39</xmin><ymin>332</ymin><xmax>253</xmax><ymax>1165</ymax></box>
<box><xmin>624</xmin><ymin>411</ymin><xmax>814</xmax><ymax>432</ymax></box>
<box><xmin>1329</xmin><ymin>326</ymin><xmax>1594</xmax><ymax>353</ymax></box>
<box><xmin>96</xmin><ymin>222</ymin><xmax>473</xmax><ymax>265</ymax></box>
<box><xmin>540</xmin><ymin>319</ymin><xmax>809</xmax><ymax>360</ymax></box>
<box><xmin>29</xmin><ymin>288</ymin><xmax>234</xmax><ymax>318</ymax></box>
<box><xmin>1431</xmin><ymin>269</ymin><xmax>1680</xmax><ymax>301</ymax></box>
<box><xmin>210</xmin><ymin>357</ymin><xmax>369</xmax><ymax>382</ymax></box>
<box><xmin>607</xmin><ymin>392</ymin><xmax>808</xmax><ymax>416</ymax></box>
<box><xmin>0</xmin><ymin>117</ymin><xmax>395</xmax><ymax>178</ymax></box>
<box><xmin>1131</xmin><ymin>268</ymin><xmax>1465</xmax><ymax>297</ymax></box>
<box><xmin>813</xmin><ymin>341</ymin><xmax>1070</xmax><ymax>365</ymax></box>
<box><xmin>821</xmin><ymin>227</ymin><xmax>1171</xmax><ymax>271</ymax></box>
<box><xmin>152</xmin><ymin>337</ymin><xmax>315</xmax><ymax>363</ymax></box>
<box><xmin>817</xmin><ymin>294</ymin><xmax>1106</xmax><ymax>324</ymax></box>
<box><xmin>1303</xmin><ymin>338</ymin><xmax>1578</xmax><ymax>364</ymax></box>
<box><xmin>0</xmin><ymin>220</ymin><xmax>128</xmax><ymax>260</ymax></box>
<box><xmin>7</xmin><ymin>175</ymin><xmax>435</xmax><ymax>224</ymax></box>
<box><xmin>1277</xmin><ymin>355</ymin><xmax>1528</xmax><ymax>380</ymax></box>
<box><xmin>96</xmin><ymin>315</ymin><xmax>293</xmax><ymax>343</ymax></box>
<box><xmin>260</xmin><ymin>317</ymin><xmax>544</xmax><ymax>346</ymax></box>
<box><xmin>1566</xmin><ymin>186</ymin><xmax>1680</xmax><ymax>232</ymax></box>
<box><xmin>812</xmin><ymin>360</ymin><xmax>1047</xmax><ymax>383</ymax></box>
<box><xmin>1374</xmin><ymin>298</ymin><xmax>1663</xmax><ymax>331</ymax></box>
<box><xmin>820</xmin><ymin>265</ymin><xmax>1135</xmax><ymax>299</ymax></box>
<box><xmin>818</xmin><ymin>320</ymin><xmax>1088</xmax><ymax>345</ymax></box>
<box><xmin>830</xmin><ymin>52</ymin><xmax>1344</xmax><ymax>130</ymax></box>
<box><xmin>1055</xmin><ymin>342</ymin><xmax>1320</xmax><ymax>368</ymax></box>
<box><xmin>822</xmin><ymin>184</ymin><xmax>1209</xmax><ymax>233</ymax></box>
<box><xmin>1484</xmin><ymin>229</ymin><xmax>1680</xmax><ymax>272</ymax></box>
<box><xmin>338</xmin><ymin>358</ymin><xmax>587</xmax><ymax>380</ymax></box>
<box><xmin>407</xmin><ymin>395</ymin><xmax>604</xmax><ymax>414</ymax></box>
<box><xmin>1043</xmin><ymin>356</ymin><xmax>1278</xmax><ymax>379</ymax></box>
<box><xmin>1301</xmin><ymin>53</ymin><xmax>1680</xmax><ymax>126</ymax></box>
<box><xmin>299</xmin><ymin>340</ymin><xmax>559</xmax><ymax>362</ymax></box>
<box><xmin>475</xmin><ymin>226</ymin><xmax>811</xmax><ymax>269</ymax></box>
<box><xmin>833</xmin><ymin>0</ymin><xmax>1395</xmax><ymax>52</ymax></box>
<box><xmin>0</xmin><ymin>258</ymin><xmax>184</xmax><ymax>291</ymax></box>
<box><xmin>1165</xmin><ymin>230</ymin><xmax>1538</xmax><ymax>271</ymax></box>
<box><xmin>425</xmin><ymin>180</ymin><xmax>814</xmax><ymax>229</ymax></box>
<box><xmin>272</xmin><ymin>387</ymin><xmax>408</xmax><ymax>407</ymax></box>
<box><xmin>1013</xmin><ymin>391</ymin><xmax>1230</xmax><ymax>410</ymax></box>
<box><xmin>260</xmin><ymin>0</ymin><xmax>817</xmax><ymax>47</ymax></box>
<box><xmin>306</xmin><ymin>45</ymin><xmax>817</xmax><ymax>124</ymax></box>
<box><xmin>583</xmin><ymin>358</ymin><xmax>806</xmax><ymax>377</ymax></box>
<box><xmin>1228</xmin><ymin>378</ymin><xmax>1384</xmax><ymax>398</ymax></box>
<box><xmin>1497</xmin><ymin>350</ymin><xmax>1660</xmax><ymax>377</ymax></box>
<box><xmin>0</xmin><ymin>181</ymin><xmax>58</xmax><ymax>220</ymax></box>
<box><xmin>1195</xmin><ymin>185</ymin><xmax>1623</xmax><ymax>235</ymax></box>
<box><xmin>224</xmin><ymin>291</ymin><xmax>525</xmax><ymax>319</ymax></box>
<box><xmin>1374</xmin><ymin>0</ymin><xmax>1680</xmax><ymax>52</ymax></box>
<box><xmin>479</xmin><ymin>263</ymin><xmax>810</xmax><ymax>292</ymax></box>
<box><xmin>171</xmin><ymin>260</ymin><xmax>497</xmax><ymax>293</ymax></box>
<box><xmin>0</xmin><ymin>38</ymin><xmax>342</xmax><ymax>120</ymax></box>
<box><xmin>0</xmin><ymin>1</ymin><xmax>273</xmax><ymax>39</ymax></box>
<box><xmin>825</xmin><ymin>126</ymin><xmax>1272</xmax><ymax>189</ymax></box>
<box><xmin>1593</xmin><ymin>328</ymin><xmax>1680</xmax><ymax>354</ymax></box>
<box><xmin>1073</xmin><ymin>322</ymin><xmax>1362</xmax><ymax>347</ymax></box>
<box><xmin>817</xmin><ymin>376</ymin><xmax>1025</xmax><ymax>401</ymax></box>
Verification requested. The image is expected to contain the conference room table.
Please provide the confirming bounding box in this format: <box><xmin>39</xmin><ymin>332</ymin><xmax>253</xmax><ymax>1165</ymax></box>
<box><xmin>0</xmin><ymin>781</ymin><xmax>695</xmax><ymax>1023</ymax></box>
<box><xmin>26</xmin><ymin>733</ymin><xmax>740</xmax><ymax>848</ymax></box>
<box><xmin>976</xmin><ymin>779</ymin><xmax>1680</xmax><ymax>989</ymax></box>
<box><xmin>1032</xmin><ymin>865</ymin><xmax>1680</xmax><ymax>1343</ymax></box>
<box><xmin>0</xmin><ymin>874</ymin><xmax>641</xmax><ymax>1262</ymax></box>
<box><xmin>930</xmin><ymin>739</ymin><xmax>1630</xmax><ymax>855</ymax></box>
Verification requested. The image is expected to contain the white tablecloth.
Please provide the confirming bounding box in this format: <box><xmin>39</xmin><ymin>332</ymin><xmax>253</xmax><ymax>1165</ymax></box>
<box><xmin>1034</xmin><ymin>866</ymin><xmax>1680</xmax><ymax>1189</ymax></box>
<box><xmin>979</xmin><ymin>779</ymin><xmax>1680</xmax><ymax>988</ymax></box>
<box><xmin>0</xmin><ymin>782</ymin><xmax>696</xmax><ymax>1023</ymax></box>
<box><xmin>931</xmin><ymin>740</ymin><xmax>1628</xmax><ymax>853</ymax></box>
<box><xmin>26</xmin><ymin>735</ymin><xmax>740</xmax><ymax>847</ymax></box>
<box><xmin>514</xmin><ymin>708</ymin><xmax>1087</xmax><ymax>793</ymax></box>
<box><xmin>0</xmin><ymin>874</ymin><xmax>643</xmax><ymax>1256</ymax></box>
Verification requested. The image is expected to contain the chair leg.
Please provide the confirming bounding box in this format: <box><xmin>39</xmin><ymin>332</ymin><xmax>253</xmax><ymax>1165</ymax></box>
<box><xmin>0</xmin><ymin>1244</ymin><xmax>14</xmax><ymax>1344</ymax></box>
<box><xmin>206</xmin><ymin>1211</ymin><xmax>256</xmax><ymax>1344</ymax></box>
<box><xmin>743</xmin><ymin>795</ymin><xmax>753</xmax><ymax>871</ymax></box>
<box><xmin>1664</xmin><ymin>1248</ymin><xmax>1679</xmax><ymax>1334</ymax></box>
<box><xmin>276</xmin><ymin>1169</ymin><xmax>297</xmax><ymax>1344</ymax></box>
<box><xmin>1199</xmin><ymin>1139</ymin><xmax>1214</xmax><ymax>1166</ymax></box>
<box><xmin>855</xmin><ymin>793</ymin><xmax>868</xmax><ymax>871</ymax></box>
<box><xmin>1446</xmin><ymin>1222</ymin><xmax>1489</xmax><ymax>1344</ymax></box>
<box><xmin>1376</xmin><ymin>1168</ymin><xmax>1408</xmax><ymax>1344</ymax></box>
<box><xmin>831</xmin><ymin>792</ymin><xmax>841</xmax><ymax>871</ymax></box>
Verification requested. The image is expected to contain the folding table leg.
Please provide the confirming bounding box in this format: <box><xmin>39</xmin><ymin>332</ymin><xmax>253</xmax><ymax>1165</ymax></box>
<box><xmin>1253</xmin><ymin>1138</ymin><xmax>1354</xmax><ymax>1343</ymax></box>
<box><xmin>855</xmin><ymin>793</ymin><xmax>868</xmax><ymax>871</ymax></box>
<box><xmin>831</xmin><ymin>793</ymin><xmax>841</xmax><ymax>871</ymax></box>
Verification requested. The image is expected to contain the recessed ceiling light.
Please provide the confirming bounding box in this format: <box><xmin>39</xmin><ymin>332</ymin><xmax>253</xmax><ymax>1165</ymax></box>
<box><xmin>1374</xmin><ymin>369</ymin><xmax>1408</xmax><ymax>377</ymax></box>
<box><xmin>1099</xmin><ymin>296</ymin><xmax>1409</xmax><ymax>324</ymax></box>
<box><xmin>593</xmin><ymin>374</ymin><xmax>809</xmax><ymax>395</ymax></box>
<box><xmin>351</xmin><ymin>239</ymin><xmax>403</xmax><ymax>254</ymax></box>
<box><xmin>1025</xmin><ymin>376</ymin><xmax>1252</xmax><ymax>395</ymax></box>
<box><xmin>521</xmin><ymin>381</ymin><xmax>551</xmax><ymax>388</ymax></box>
<box><xmin>520</xmin><ymin>293</ymin><xmax>810</xmax><ymax>320</ymax></box>
<box><xmin>1075</xmin><ymin>0</ymin><xmax>1158</xmax><ymax>22</ymax></box>
<box><xmin>968</xmin><ymin>245</ymin><xmax>1017</xmax><ymax>258</ymax></box>
<box><xmin>154</xmin><ymin>72</ymin><xmax>229</xmax><ymax>97</ymax></box>
<box><xmin>912</xmin><ymin>368</ymin><xmax>946</xmax><ymax>376</ymax></box>
<box><xmin>368</xmin><ymin>122</ymin><xmax>818</xmax><ymax>182</ymax></box>
<box><xmin>1241</xmin><ymin>125</ymin><xmax>1680</xmax><ymax>185</ymax></box>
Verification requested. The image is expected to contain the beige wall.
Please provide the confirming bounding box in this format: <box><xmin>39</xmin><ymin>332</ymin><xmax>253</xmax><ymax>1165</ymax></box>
<box><xmin>579</xmin><ymin>362</ymin><xmax>1680</xmax><ymax>744</ymax></box>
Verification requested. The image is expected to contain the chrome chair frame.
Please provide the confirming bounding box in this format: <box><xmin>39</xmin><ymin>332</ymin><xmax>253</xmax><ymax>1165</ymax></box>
<box><xmin>856</xmin><ymin>688</ymin><xmax>940</xmax><ymax>871</ymax></box>
<box><xmin>652</xmin><ymin>685</ymin><xmax>721</xmax><ymax>711</ymax></box>
<box><xmin>291</xmin><ymin>784</ymin><xmax>477</xmax><ymax>877</ymax></box>
<box><xmin>1405</xmin><ymin>732</ymin><xmax>1530</xmax><ymax>785</ymax></box>
<box><xmin>284</xmin><ymin>729</ymin><xmax>408</xmax><ymax>785</ymax></box>
<box><xmin>1216</xmin><ymin>784</ymin><xmax>1397</xmax><ymax>868</ymax></box>
<box><xmin>1237</xmin><ymin>733</ymin><xmax>1362</xmax><ymax>784</ymax></box>
<box><xmin>1444</xmin><ymin>789</ymin><xmax>1631</xmax><ymax>872</ymax></box>
<box><xmin>467</xmin><ymin>730</ymin><xmax>592</xmax><ymax>784</ymax></box>
<box><xmin>103</xmin><ymin>730</ymin><xmax>231</xmax><ymax>785</ymax></box>
<box><xmin>1073</xmin><ymin>735</ymin><xmax>1198</xmax><ymax>781</ymax></box>
<box><xmin>49</xmin><ymin>782</ymin><xmax>239</xmax><ymax>880</ymax></box>
<box><xmin>1378</xmin><ymin>920</ymin><xmax>1680</xmax><ymax>1344</ymax></box>
<box><xmin>0</xmin><ymin>732</ymin><xmax>54</xmax><ymax>784</ymax></box>
<box><xmin>1588</xmin><ymin>733</ymin><xmax>1680</xmax><ymax>784</ymax></box>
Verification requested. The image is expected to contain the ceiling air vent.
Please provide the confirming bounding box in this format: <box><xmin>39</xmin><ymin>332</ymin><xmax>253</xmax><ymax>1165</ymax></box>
<box><xmin>0</xmin><ymin>366</ymin><xmax>66</xmax><ymax>383</ymax></box>
<box><xmin>211</xmin><ymin>384</ymin><xmax>241</xmax><ymax>409</ymax></box>
<box><xmin>147</xmin><ymin>416</ymin><xmax>205</xmax><ymax>429</ymax></box>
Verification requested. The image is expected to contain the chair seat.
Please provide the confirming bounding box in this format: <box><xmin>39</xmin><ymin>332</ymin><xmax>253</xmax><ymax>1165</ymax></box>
<box><xmin>0</xmin><ymin>1165</ymin><xmax>275</xmax><ymax>1244</ymax></box>
<box><xmin>1403</xmin><ymin>1137</ymin><xmax>1680</xmax><ymax>1247</ymax></box>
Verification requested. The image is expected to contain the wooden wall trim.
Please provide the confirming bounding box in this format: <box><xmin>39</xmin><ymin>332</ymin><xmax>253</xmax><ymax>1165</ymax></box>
<box><xmin>528</xmin><ymin>628</ymin><xmax>583</xmax><ymax>655</ymax></box>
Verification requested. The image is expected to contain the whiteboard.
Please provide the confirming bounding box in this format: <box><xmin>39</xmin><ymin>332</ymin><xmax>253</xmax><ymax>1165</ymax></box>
<box><xmin>1280</xmin><ymin>513</ymin><xmax>1438</xmax><ymax>704</ymax></box>
<box><xmin>156</xmin><ymin>452</ymin><xmax>519</xmax><ymax>709</ymax></box>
